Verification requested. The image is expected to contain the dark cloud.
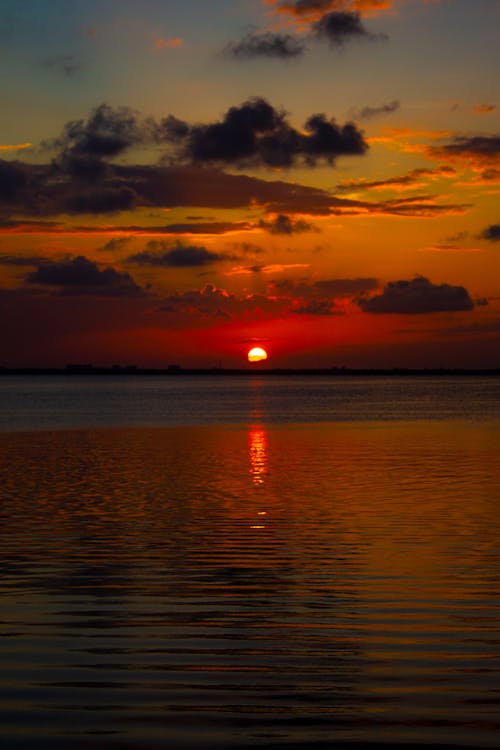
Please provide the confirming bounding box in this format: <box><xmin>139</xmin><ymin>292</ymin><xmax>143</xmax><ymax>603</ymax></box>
<box><xmin>1</xmin><ymin>160</ymin><xmax>468</xmax><ymax>224</ymax></box>
<box><xmin>293</xmin><ymin>299</ymin><xmax>344</xmax><ymax>315</ymax></box>
<box><xmin>427</xmin><ymin>135</ymin><xmax>500</xmax><ymax>168</ymax></box>
<box><xmin>182</xmin><ymin>97</ymin><xmax>367</xmax><ymax>167</ymax></box>
<box><xmin>275</xmin><ymin>277</ymin><xmax>378</xmax><ymax>297</ymax></box>
<box><xmin>337</xmin><ymin>165</ymin><xmax>456</xmax><ymax>191</ymax></box>
<box><xmin>156</xmin><ymin>284</ymin><xmax>285</xmax><ymax>322</ymax></box>
<box><xmin>118</xmin><ymin>164</ymin><xmax>336</xmax><ymax>211</ymax></box>
<box><xmin>1</xmin><ymin>159</ymin><xmax>338</xmax><ymax>218</ymax></box>
<box><xmin>352</xmin><ymin>194</ymin><xmax>470</xmax><ymax>217</ymax></box>
<box><xmin>34</xmin><ymin>99</ymin><xmax>369</xmax><ymax>178</ymax></box>
<box><xmin>128</xmin><ymin>240</ymin><xmax>229</xmax><ymax>267</ymax></box>
<box><xmin>259</xmin><ymin>214</ymin><xmax>316</xmax><ymax>234</ymax></box>
<box><xmin>0</xmin><ymin>159</ymin><xmax>30</xmax><ymax>201</ymax></box>
<box><xmin>223</xmin><ymin>31</ymin><xmax>306</xmax><ymax>60</ymax></box>
<box><xmin>481</xmin><ymin>224</ymin><xmax>500</xmax><ymax>241</ymax></box>
<box><xmin>160</xmin><ymin>221</ymin><xmax>253</xmax><ymax>235</ymax></box>
<box><xmin>438</xmin><ymin>135</ymin><xmax>500</xmax><ymax>159</ymax></box>
<box><xmin>158</xmin><ymin>115</ymin><xmax>190</xmax><ymax>141</ymax></box>
<box><xmin>314</xmin><ymin>278</ymin><xmax>378</xmax><ymax>295</ymax></box>
<box><xmin>64</xmin><ymin>186</ymin><xmax>138</xmax><ymax>214</ymax></box>
<box><xmin>44</xmin><ymin>104</ymin><xmax>148</xmax><ymax>182</ymax></box>
<box><xmin>270</xmin><ymin>276</ymin><xmax>378</xmax><ymax>315</ymax></box>
<box><xmin>359</xmin><ymin>276</ymin><xmax>474</xmax><ymax>314</ymax></box>
<box><xmin>478</xmin><ymin>168</ymin><xmax>500</xmax><ymax>182</ymax></box>
<box><xmin>356</xmin><ymin>100</ymin><xmax>400</xmax><ymax>119</ymax></box>
<box><xmin>100</xmin><ymin>236</ymin><xmax>132</xmax><ymax>252</ymax></box>
<box><xmin>0</xmin><ymin>100</ymin><xmax>370</xmax><ymax>224</ymax></box>
<box><xmin>312</xmin><ymin>11</ymin><xmax>386</xmax><ymax>46</ymax></box>
<box><xmin>48</xmin><ymin>104</ymin><xmax>144</xmax><ymax>159</ymax></box>
<box><xmin>43</xmin><ymin>53</ymin><xmax>82</xmax><ymax>77</ymax></box>
<box><xmin>25</xmin><ymin>255</ymin><xmax>144</xmax><ymax>296</ymax></box>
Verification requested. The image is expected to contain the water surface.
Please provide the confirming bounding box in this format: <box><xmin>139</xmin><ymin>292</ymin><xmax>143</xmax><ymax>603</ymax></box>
<box><xmin>1</xmin><ymin>374</ymin><xmax>499</xmax><ymax>430</ymax></box>
<box><xmin>0</xmin><ymin>378</ymin><xmax>499</xmax><ymax>748</ymax></box>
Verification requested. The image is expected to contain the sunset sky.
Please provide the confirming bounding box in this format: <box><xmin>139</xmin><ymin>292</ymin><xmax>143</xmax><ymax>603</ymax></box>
<box><xmin>1</xmin><ymin>0</ymin><xmax>499</xmax><ymax>368</ymax></box>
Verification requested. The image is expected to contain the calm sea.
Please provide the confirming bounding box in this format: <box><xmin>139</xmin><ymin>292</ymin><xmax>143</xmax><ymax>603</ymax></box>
<box><xmin>1</xmin><ymin>376</ymin><xmax>499</xmax><ymax>749</ymax></box>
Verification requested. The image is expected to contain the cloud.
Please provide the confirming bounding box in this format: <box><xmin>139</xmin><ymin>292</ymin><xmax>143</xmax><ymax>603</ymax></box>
<box><xmin>0</xmin><ymin>159</ymin><xmax>30</xmax><ymax>201</ymax></box>
<box><xmin>275</xmin><ymin>276</ymin><xmax>378</xmax><ymax>296</ymax></box>
<box><xmin>0</xmin><ymin>160</ymin><xmax>342</xmax><ymax>220</ymax></box>
<box><xmin>474</xmin><ymin>168</ymin><xmax>500</xmax><ymax>184</ymax></box>
<box><xmin>472</xmin><ymin>103</ymin><xmax>496</xmax><ymax>115</ymax></box>
<box><xmin>259</xmin><ymin>213</ymin><xmax>316</xmax><ymax>233</ymax></box>
<box><xmin>270</xmin><ymin>276</ymin><xmax>378</xmax><ymax>314</ymax></box>
<box><xmin>157</xmin><ymin>115</ymin><xmax>190</xmax><ymax>141</ymax></box>
<box><xmin>359</xmin><ymin>276</ymin><xmax>475</xmax><ymax>314</ymax></box>
<box><xmin>222</xmin><ymin>31</ymin><xmax>305</xmax><ymax>59</ymax></box>
<box><xmin>337</xmin><ymin>165</ymin><xmax>456</xmax><ymax>191</ymax></box>
<box><xmin>293</xmin><ymin>299</ymin><xmax>344</xmax><ymax>315</ymax></box>
<box><xmin>43</xmin><ymin>53</ymin><xmax>82</xmax><ymax>77</ymax></box>
<box><xmin>0</xmin><ymin>143</ymin><xmax>32</xmax><ymax>152</ymax></box>
<box><xmin>64</xmin><ymin>186</ymin><xmax>138</xmax><ymax>214</ymax></box>
<box><xmin>0</xmin><ymin>163</ymin><xmax>467</xmax><ymax>226</ymax></box>
<box><xmin>100</xmin><ymin>236</ymin><xmax>132</xmax><ymax>252</ymax></box>
<box><xmin>355</xmin><ymin>100</ymin><xmax>400</xmax><ymax>119</ymax></box>
<box><xmin>154</xmin><ymin>278</ymin><xmax>376</xmax><ymax>323</ymax></box>
<box><xmin>158</xmin><ymin>221</ymin><xmax>253</xmax><ymax>235</ymax></box>
<box><xmin>45</xmin><ymin>104</ymin><xmax>147</xmax><ymax>177</ymax></box>
<box><xmin>156</xmin><ymin>283</ymin><xmax>286</xmax><ymax>322</ymax></box>
<box><xmin>128</xmin><ymin>240</ymin><xmax>230</xmax><ymax>267</ymax></box>
<box><xmin>38</xmin><ymin>99</ymin><xmax>368</xmax><ymax>174</ymax></box>
<box><xmin>226</xmin><ymin>262</ymin><xmax>310</xmax><ymax>275</ymax></box>
<box><xmin>152</xmin><ymin>35</ymin><xmax>183</xmax><ymax>49</ymax></box>
<box><xmin>179</xmin><ymin>97</ymin><xmax>368</xmax><ymax>167</ymax></box>
<box><xmin>25</xmin><ymin>255</ymin><xmax>144</xmax><ymax>296</ymax></box>
<box><xmin>312</xmin><ymin>10</ymin><xmax>386</xmax><ymax>46</ymax></box>
<box><xmin>313</xmin><ymin>278</ymin><xmax>379</xmax><ymax>295</ymax></box>
<box><xmin>264</xmin><ymin>1</ymin><xmax>396</xmax><ymax>24</ymax></box>
<box><xmin>480</xmin><ymin>224</ymin><xmax>500</xmax><ymax>241</ymax></box>
<box><xmin>427</xmin><ymin>134</ymin><xmax>500</xmax><ymax>165</ymax></box>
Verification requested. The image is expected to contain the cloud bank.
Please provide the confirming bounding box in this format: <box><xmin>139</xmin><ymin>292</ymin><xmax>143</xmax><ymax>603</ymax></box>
<box><xmin>359</xmin><ymin>276</ymin><xmax>475</xmax><ymax>314</ymax></box>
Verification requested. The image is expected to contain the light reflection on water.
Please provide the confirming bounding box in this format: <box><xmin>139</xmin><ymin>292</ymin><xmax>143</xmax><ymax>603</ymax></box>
<box><xmin>249</xmin><ymin>426</ymin><xmax>268</xmax><ymax>487</ymax></box>
<box><xmin>1</xmin><ymin>419</ymin><xmax>499</xmax><ymax>749</ymax></box>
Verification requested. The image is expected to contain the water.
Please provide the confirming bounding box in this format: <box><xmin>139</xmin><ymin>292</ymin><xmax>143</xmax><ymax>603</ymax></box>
<box><xmin>1</xmin><ymin>374</ymin><xmax>500</xmax><ymax>431</ymax></box>
<box><xmin>0</xmin><ymin>377</ymin><xmax>499</xmax><ymax>749</ymax></box>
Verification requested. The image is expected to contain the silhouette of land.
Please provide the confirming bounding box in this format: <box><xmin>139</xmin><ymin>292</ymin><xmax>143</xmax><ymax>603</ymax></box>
<box><xmin>1</xmin><ymin>364</ymin><xmax>499</xmax><ymax>377</ymax></box>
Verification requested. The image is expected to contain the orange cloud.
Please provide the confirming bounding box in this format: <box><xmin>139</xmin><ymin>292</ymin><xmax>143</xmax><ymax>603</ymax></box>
<box><xmin>263</xmin><ymin>0</ymin><xmax>396</xmax><ymax>25</ymax></box>
<box><xmin>152</xmin><ymin>35</ymin><xmax>183</xmax><ymax>49</ymax></box>
<box><xmin>0</xmin><ymin>142</ymin><xmax>32</xmax><ymax>151</ymax></box>
<box><xmin>226</xmin><ymin>263</ymin><xmax>310</xmax><ymax>276</ymax></box>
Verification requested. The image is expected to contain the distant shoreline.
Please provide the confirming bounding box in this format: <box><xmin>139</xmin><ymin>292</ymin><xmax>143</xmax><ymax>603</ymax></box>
<box><xmin>1</xmin><ymin>366</ymin><xmax>499</xmax><ymax>377</ymax></box>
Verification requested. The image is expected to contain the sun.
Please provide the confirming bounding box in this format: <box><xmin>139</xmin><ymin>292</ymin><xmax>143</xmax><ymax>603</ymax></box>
<box><xmin>248</xmin><ymin>346</ymin><xmax>268</xmax><ymax>363</ymax></box>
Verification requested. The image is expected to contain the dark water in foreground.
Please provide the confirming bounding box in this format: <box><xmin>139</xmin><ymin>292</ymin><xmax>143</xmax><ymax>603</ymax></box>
<box><xmin>0</xmin><ymin>378</ymin><xmax>499</xmax><ymax>748</ymax></box>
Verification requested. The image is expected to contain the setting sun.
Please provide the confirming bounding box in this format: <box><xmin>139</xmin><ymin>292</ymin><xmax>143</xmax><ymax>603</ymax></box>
<box><xmin>248</xmin><ymin>347</ymin><xmax>268</xmax><ymax>363</ymax></box>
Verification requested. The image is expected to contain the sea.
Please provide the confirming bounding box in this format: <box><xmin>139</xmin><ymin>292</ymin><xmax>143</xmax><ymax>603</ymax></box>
<box><xmin>0</xmin><ymin>375</ymin><xmax>499</xmax><ymax>750</ymax></box>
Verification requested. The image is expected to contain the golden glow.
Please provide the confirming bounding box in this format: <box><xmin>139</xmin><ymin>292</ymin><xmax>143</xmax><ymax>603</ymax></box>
<box><xmin>248</xmin><ymin>347</ymin><xmax>268</xmax><ymax>363</ymax></box>
<box><xmin>0</xmin><ymin>142</ymin><xmax>32</xmax><ymax>151</ymax></box>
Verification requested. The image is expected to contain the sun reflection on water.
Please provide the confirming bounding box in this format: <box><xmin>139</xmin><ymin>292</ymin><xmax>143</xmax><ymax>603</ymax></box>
<box><xmin>248</xmin><ymin>425</ymin><xmax>268</xmax><ymax>486</ymax></box>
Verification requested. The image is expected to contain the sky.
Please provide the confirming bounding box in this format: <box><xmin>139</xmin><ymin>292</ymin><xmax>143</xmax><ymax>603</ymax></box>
<box><xmin>1</xmin><ymin>0</ymin><xmax>499</xmax><ymax>368</ymax></box>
